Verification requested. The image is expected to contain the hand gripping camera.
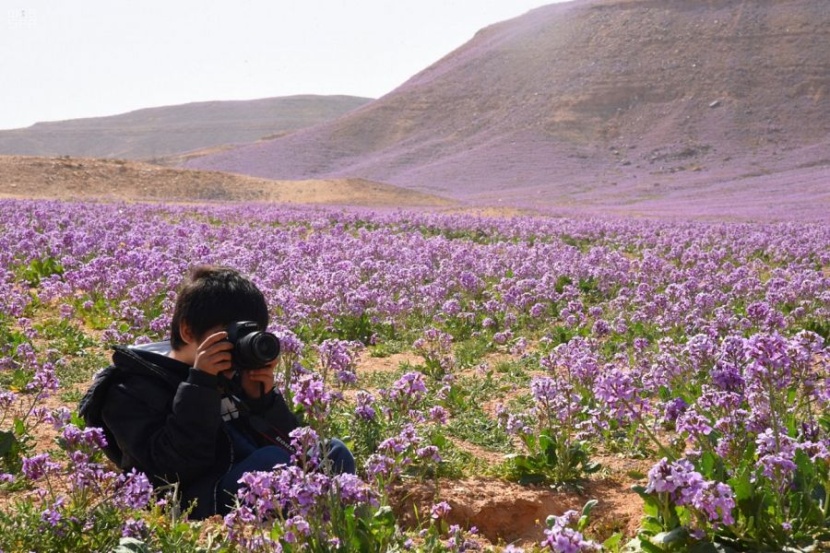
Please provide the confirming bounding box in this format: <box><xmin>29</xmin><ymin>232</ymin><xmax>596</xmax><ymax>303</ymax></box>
<box><xmin>226</xmin><ymin>321</ymin><xmax>280</xmax><ymax>371</ymax></box>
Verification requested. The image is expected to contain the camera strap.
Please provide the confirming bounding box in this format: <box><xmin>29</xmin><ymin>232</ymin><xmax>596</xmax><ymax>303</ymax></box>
<box><xmin>218</xmin><ymin>376</ymin><xmax>294</xmax><ymax>453</ymax></box>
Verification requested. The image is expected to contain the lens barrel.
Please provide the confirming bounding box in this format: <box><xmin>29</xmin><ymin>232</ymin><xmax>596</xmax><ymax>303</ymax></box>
<box><xmin>226</xmin><ymin>321</ymin><xmax>280</xmax><ymax>370</ymax></box>
<box><xmin>236</xmin><ymin>331</ymin><xmax>280</xmax><ymax>368</ymax></box>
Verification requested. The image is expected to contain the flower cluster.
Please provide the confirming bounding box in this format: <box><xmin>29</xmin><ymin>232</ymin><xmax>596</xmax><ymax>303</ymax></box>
<box><xmin>645</xmin><ymin>458</ymin><xmax>736</xmax><ymax>526</ymax></box>
<box><xmin>540</xmin><ymin>510</ymin><xmax>602</xmax><ymax>552</ymax></box>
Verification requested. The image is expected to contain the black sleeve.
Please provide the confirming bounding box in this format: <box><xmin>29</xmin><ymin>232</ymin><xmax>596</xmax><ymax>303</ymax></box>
<box><xmin>102</xmin><ymin>368</ymin><xmax>223</xmax><ymax>485</ymax></box>
<box><xmin>246</xmin><ymin>390</ymin><xmax>301</xmax><ymax>443</ymax></box>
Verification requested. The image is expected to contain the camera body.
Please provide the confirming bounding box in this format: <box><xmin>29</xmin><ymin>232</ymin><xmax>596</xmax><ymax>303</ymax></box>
<box><xmin>226</xmin><ymin>321</ymin><xmax>280</xmax><ymax>371</ymax></box>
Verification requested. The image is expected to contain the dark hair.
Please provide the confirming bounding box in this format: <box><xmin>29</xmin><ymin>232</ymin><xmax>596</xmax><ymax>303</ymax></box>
<box><xmin>170</xmin><ymin>265</ymin><xmax>269</xmax><ymax>350</ymax></box>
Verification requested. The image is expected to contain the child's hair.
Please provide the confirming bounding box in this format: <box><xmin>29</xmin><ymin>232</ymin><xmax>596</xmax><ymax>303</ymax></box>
<box><xmin>170</xmin><ymin>265</ymin><xmax>269</xmax><ymax>350</ymax></box>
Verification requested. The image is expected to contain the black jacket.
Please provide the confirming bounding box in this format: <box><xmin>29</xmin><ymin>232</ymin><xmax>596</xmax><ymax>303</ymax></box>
<box><xmin>80</xmin><ymin>343</ymin><xmax>299</xmax><ymax>519</ymax></box>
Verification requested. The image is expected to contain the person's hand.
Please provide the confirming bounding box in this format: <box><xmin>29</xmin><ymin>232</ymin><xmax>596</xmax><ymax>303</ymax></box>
<box><xmin>238</xmin><ymin>358</ymin><xmax>277</xmax><ymax>399</ymax></box>
<box><xmin>193</xmin><ymin>331</ymin><xmax>233</xmax><ymax>376</ymax></box>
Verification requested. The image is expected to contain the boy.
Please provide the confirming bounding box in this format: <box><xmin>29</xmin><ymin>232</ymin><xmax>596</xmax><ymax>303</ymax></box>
<box><xmin>80</xmin><ymin>265</ymin><xmax>354</xmax><ymax>519</ymax></box>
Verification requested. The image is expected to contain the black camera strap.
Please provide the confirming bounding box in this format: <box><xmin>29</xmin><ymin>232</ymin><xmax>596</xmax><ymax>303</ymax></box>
<box><xmin>218</xmin><ymin>375</ymin><xmax>294</xmax><ymax>454</ymax></box>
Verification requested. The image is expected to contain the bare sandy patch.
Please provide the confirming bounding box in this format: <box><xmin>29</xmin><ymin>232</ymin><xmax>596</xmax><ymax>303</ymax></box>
<box><xmin>0</xmin><ymin>155</ymin><xmax>454</xmax><ymax>208</ymax></box>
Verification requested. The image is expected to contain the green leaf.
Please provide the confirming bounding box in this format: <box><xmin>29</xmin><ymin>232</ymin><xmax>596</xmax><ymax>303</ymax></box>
<box><xmin>699</xmin><ymin>450</ymin><xmax>718</xmax><ymax>478</ymax></box>
<box><xmin>729</xmin><ymin>467</ymin><xmax>753</xmax><ymax>502</ymax></box>
<box><xmin>0</xmin><ymin>430</ymin><xmax>16</xmax><ymax>457</ymax></box>
<box><xmin>632</xmin><ymin>484</ymin><xmax>650</xmax><ymax>498</ymax></box>
<box><xmin>374</xmin><ymin>505</ymin><xmax>395</xmax><ymax>523</ymax></box>
<box><xmin>603</xmin><ymin>532</ymin><xmax>623</xmax><ymax>550</ymax></box>
<box><xmin>688</xmin><ymin>542</ymin><xmax>734</xmax><ymax>553</ymax></box>
<box><xmin>583</xmin><ymin>460</ymin><xmax>602</xmax><ymax>474</ymax></box>
<box><xmin>70</xmin><ymin>411</ymin><xmax>86</xmax><ymax>429</ymax></box>
<box><xmin>641</xmin><ymin>516</ymin><xmax>664</xmax><ymax>534</ymax></box>
<box><xmin>653</xmin><ymin>527</ymin><xmax>689</xmax><ymax>544</ymax></box>
<box><xmin>582</xmin><ymin>498</ymin><xmax>599</xmax><ymax>518</ymax></box>
<box><xmin>112</xmin><ymin>537</ymin><xmax>151</xmax><ymax>553</ymax></box>
<box><xmin>639</xmin><ymin>538</ymin><xmax>668</xmax><ymax>553</ymax></box>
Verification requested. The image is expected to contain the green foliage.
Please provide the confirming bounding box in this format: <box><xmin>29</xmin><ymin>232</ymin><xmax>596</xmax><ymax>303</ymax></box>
<box><xmin>18</xmin><ymin>256</ymin><xmax>64</xmax><ymax>286</ymax></box>
<box><xmin>446</xmin><ymin>409</ymin><xmax>512</xmax><ymax>453</ymax></box>
<box><xmin>0</xmin><ymin>495</ymin><xmax>209</xmax><ymax>553</ymax></box>
<box><xmin>35</xmin><ymin>318</ymin><xmax>96</xmax><ymax>356</ymax></box>
<box><xmin>453</xmin><ymin>336</ymin><xmax>493</xmax><ymax>369</ymax></box>
<box><xmin>329</xmin><ymin>504</ymin><xmax>403</xmax><ymax>553</ymax></box>
<box><xmin>0</xmin><ymin>421</ymin><xmax>28</xmax><ymax>481</ymax></box>
<box><xmin>802</xmin><ymin>319</ymin><xmax>830</xmax><ymax>341</ymax></box>
<box><xmin>0</xmin><ymin>321</ymin><xmax>28</xmax><ymax>363</ymax></box>
<box><xmin>368</xmin><ymin>338</ymin><xmax>407</xmax><ymax>358</ymax></box>
<box><xmin>332</xmin><ymin>311</ymin><xmax>376</xmax><ymax>343</ymax></box>
<box><xmin>56</xmin><ymin>349</ymin><xmax>109</xmax><ymax>388</ymax></box>
<box><xmin>503</xmin><ymin>432</ymin><xmax>600</xmax><ymax>486</ymax></box>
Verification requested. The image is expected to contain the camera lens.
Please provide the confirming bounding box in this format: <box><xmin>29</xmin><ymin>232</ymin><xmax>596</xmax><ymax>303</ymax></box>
<box><xmin>234</xmin><ymin>330</ymin><xmax>280</xmax><ymax>370</ymax></box>
<box><xmin>250</xmin><ymin>332</ymin><xmax>280</xmax><ymax>361</ymax></box>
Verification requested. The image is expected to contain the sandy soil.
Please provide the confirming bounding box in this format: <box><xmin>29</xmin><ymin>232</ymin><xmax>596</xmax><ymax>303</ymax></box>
<box><xmin>0</xmin><ymin>155</ymin><xmax>454</xmax><ymax>208</ymax></box>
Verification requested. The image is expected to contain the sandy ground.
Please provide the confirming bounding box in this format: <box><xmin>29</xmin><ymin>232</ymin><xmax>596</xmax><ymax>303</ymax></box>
<box><xmin>0</xmin><ymin>155</ymin><xmax>454</xmax><ymax>208</ymax></box>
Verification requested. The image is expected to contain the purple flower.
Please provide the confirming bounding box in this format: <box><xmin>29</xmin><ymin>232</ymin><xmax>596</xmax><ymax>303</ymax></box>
<box><xmin>541</xmin><ymin>510</ymin><xmax>601</xmax><ymax>552</ymax></box>
<box><xmin>115</xmin><ymin>469</ymin><xmax>153</xmax><ymax>509</ymax></box>
<box><xmin>593</xmin><ymin>367</ymin><xmax>642</xmax><ymax>423</ymax></box>
<box><xmin>289</xmin><ymin>426</ymin><xmax>323</xmax><ymax>469</ymax></box>
<box><xmin>275</xmin><ymin>328</ymin><xmax>304</xmax><ymax>357</ymax></box>
<box><xmin>45</xmin><ymin>407</ymin><xmax>72</xmax><ymax>431</ymax></box>
<box><xmin>40</xmin><ymin>497</ymin><xmax>65</xmax><ymax>527</ymax></box>
<box><xmin>645</xmin><ymin>458</ymin><xmax>735</xmax><ymax>526</ymax></box>
<box><xmin>493</xmin><ymin>330</ymin><xmax>513</xmax><ymax>345</ymax></box>
<box><xmin>0</xmin><ymin>390</ymin><xmax>17</xmax><ymax>410</ymax></box>
<box><xmin>431</xmin><ymin>500</ymin><xmax>452</xmax><ymax>520</ymax></box>
<box><xmin>25</xmin><ymin>361</ymin><xmax>60</xmax><ymax>395</ymax></box>
<box><xmin>61</xmin><ymin>424</ymin><xmax>108</xmax><ymax>452</ymax></box>
<box><xmin>591</xmin><ymin>319</ymin><xmax>611</xmax><ymax>337</ymax></box>
<box><xmin>662</xmin><ymin>397</ymin><xmax>688</xmax><ymax>424</ymax></box>
<box><xmin>122</xmin><ymin>518</ymin><xmax>149</xmax><ymax>539</ymax></box>
<box><xmin>711</xmin><ymin>360</ymin><xmax>745</xmax><ymax>392</ymax></box>
<box><xmin>693</xmin><ymin>481</ymin><xmax>736</xmax><ymax>526</ymax></box>
<box><xmin>332</xmin><ymin>472</ymin><xmax>377</xmax><ymax>507</ymax></box>
<box><xmin>676</xmin><ymin>409</ymin><xmax>713</xmax><ymax>438</ymax></box>
<box><xmin>364</xmin><ymin>454</ymin><xmax>396</xmax><ymax>481</ymax></box>
<box><xmin>290</xmin><ymin>372</ymin><xmax>332</xmax><ymax>422</ymax></box>
<box><xmin>429</xmin><ymin>405</ymin><xmax>449</xmax><ymax>425</ymax></box>
<box><xmin>286</xmin><ymin>515</ymin><xmax>311</xmax><ymax>538</ymax></box>
<box><xmin>530</xmin><ymin>303</ymin><xmax>547</xmax><ymax>318</ymax></box>
<box><xmin>355</xmin><ymin>390</ymin><xmax>377</xmax><ymax>421</ymax></box>
<box><xmin>382</xmin><ymin>371</ymin><xmax>427</xmax><ymax>410</ymax></box>
<box><xmin>441</xmin><ymin>299</ymin><xmax>462</xmax><ymax>316</ymax></box>
<box><xmin>417</xmin><ymin>445</ymin><xmax>442</xmax><ymax>463</ymax></box>
<box><xmin>21</xmin><ymin>453</ymin><xmax>61</xmax><ymax>481</ymax></box>
<box><xmin>317</xmin><ymin>338</ymin><xmax>362</xmax><ymax>384</ymax></box>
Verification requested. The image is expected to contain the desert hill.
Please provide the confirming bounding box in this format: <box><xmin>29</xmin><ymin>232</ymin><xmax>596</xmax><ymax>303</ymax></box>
<box><xmin>0</xmin><ymin>155</ymin><xmax>451</xmax><ymax>208</ymax></box>
<box><xmin>0</xmin><ymin>95</ymin><xmax>371</xmax><ymax>161</ymax></box>
<box><xmin>185</xmin><ymin>0</ymin><xmax>830</xmax><ymax>218</ymax></box>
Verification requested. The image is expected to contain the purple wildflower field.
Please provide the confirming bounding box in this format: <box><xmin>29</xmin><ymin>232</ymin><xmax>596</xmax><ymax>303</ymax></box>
<box><xmin>1</xmin><ymin>198</ymin><xmax>829</xmax><ymax>552</ymax></box>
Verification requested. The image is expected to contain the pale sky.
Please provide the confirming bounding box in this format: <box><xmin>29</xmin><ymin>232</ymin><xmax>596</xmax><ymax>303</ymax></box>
<box><xmin>0</xmin><ymin>1</ymin><xmax>567</xmax><ymax>130</ymax></box>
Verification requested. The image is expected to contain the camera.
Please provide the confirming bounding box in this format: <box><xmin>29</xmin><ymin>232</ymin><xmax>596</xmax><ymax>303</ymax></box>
<box><xmin>226</xmin><ymin>321</ymin><xmax>280</xmax><ymax>371</ymax></box>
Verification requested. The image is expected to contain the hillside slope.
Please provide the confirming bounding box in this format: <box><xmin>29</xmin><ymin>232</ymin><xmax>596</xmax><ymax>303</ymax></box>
<box><xmin>0</xmin><ymin>155</ymin><xmax>451</xmax><ymax>208</ymax></box>
<box><xmin>0</xmin><ymin>95</ymin><xmax>371</xmax><ymax>161</ymax></box>
<box><xmin>185</xmin><ymin>0</ymin><xmax>830</xmax><ymax>217</ymax></box>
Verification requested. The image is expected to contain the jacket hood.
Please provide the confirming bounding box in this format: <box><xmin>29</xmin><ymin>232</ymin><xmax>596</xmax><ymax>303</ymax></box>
<box><xmin>111</xmin><ymin>344</ymin><xmax>189</xmax><ymax>391</ymax></box>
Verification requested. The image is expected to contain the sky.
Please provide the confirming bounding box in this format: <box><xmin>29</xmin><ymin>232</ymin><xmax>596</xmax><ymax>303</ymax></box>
<box><xmin>0</xmin><ymin>0</ymin><xmax>567</xmax><ymax>131</ymax></box>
